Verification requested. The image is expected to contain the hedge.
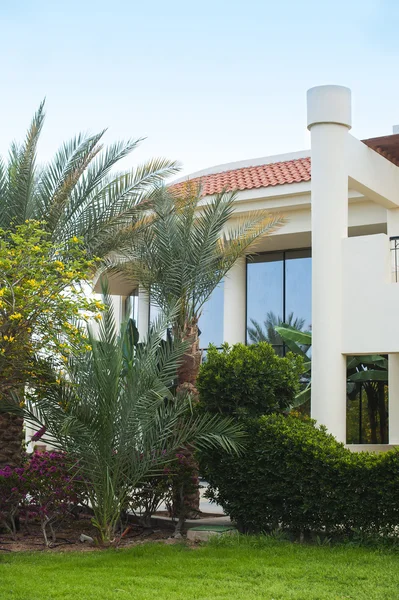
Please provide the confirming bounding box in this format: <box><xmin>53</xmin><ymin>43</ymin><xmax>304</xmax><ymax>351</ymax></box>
<box><xmin>200</xmin><ymin>414</ymin><xmax>399</xmax><ymax>538</ymax></box>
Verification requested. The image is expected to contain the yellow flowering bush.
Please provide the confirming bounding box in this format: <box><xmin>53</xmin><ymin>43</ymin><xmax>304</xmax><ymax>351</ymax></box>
<box><xmin>0</xmin><ymin>221</ymin><xmax>103</xmax><ymax>398</ymax></box>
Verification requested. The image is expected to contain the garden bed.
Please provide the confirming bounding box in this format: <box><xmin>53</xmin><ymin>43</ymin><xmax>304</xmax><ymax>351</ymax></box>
<box><xmin>0</xmin><ymin>514</ymin><xmax>177</xmax><ymax>553</ymax></box>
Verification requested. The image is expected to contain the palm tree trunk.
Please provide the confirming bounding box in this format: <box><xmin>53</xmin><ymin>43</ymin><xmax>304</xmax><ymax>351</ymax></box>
<box><xmin>176</xmin><ymin>319</ymin><xmax>202</xmax><ymax>390</ymax></box>
<box><xmin>174</xmin><ymin>319</ymin><xmax>202</xmax><ymax>518</ymax></box>
<box><xmin>0</xmin><ymin>413</ymin><xmax>23</xmax><ymax>468</ymax></box>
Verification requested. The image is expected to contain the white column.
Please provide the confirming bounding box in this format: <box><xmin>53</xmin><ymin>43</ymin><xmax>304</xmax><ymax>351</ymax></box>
<box><xmin>387</xmin><ymin>209</ymin><xmax>399</xmax><ymax>444</ymax></box>
<box><xmin>388</xmin><ymin>354</ymin><xmax>399</xmax><ymax>444</ymax></box>
<box><xmin>307</xmin><ymin>85</ymin><xmax>351</xmax><ymax>442</ymax></box>
<box><xmin>111</xmin><ymin>295</ymin><xmax>123</xmax><ymax>328</ymax></box>
<box><xmin>137</xmin><ymin>286</ymin><xmax>150</xmax><ymax>342</ymax></box>
<box><xmin>223</xmin><ymin>258</ymin><xmax>246</xmax><ymax>345</ymax></box>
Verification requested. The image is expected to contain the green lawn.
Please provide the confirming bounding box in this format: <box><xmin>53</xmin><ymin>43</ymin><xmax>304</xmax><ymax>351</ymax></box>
<box><xmin>1</xmin><ymin>536</ymin><xmax>399</xmax><ymax>600</ymax></box>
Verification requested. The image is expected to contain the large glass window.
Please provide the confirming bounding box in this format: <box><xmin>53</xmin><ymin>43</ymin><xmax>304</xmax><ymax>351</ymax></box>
<box><xmin>148</xmin><ymin>284</ymin><xmax>224</xmax><ymax>348</ymax></box>
<box><xmin>246</xmin><ymin>249</ymin><xmax>311</xmax><ymax>352</ymax></box>
<box><xmin>285</xmin><ymin>249</ymin><xmax>312</xmax><ymax>331</ymax></box>
<box><xmin>198</xmin><ymin>282</ymin><xmax>224</xmax><ymax>349</ymax></box>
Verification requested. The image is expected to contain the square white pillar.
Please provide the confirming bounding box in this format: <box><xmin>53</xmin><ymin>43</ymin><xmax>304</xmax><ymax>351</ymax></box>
<box><xmin>223</xmin><ymin>258</ymin><xmax>247</xmax><ymax>345</ymax></box>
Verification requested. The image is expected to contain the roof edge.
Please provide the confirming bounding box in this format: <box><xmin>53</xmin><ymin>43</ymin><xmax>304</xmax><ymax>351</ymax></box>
<box><xmin>171</xmin><ymin>149</ymin><xmax>311</xmax><ymax>184</ymax></box>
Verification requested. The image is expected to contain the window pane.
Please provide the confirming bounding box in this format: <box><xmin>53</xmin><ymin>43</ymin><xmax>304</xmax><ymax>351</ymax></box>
<box><xmin>125</xmin><ymin>290</ymin><xmax>139</xmax><ymax>323</ymax></box>
<box><xmin>198</xmin><ymin>282</ymin><xmax>224</xmax><ymax>349</ymax></box>
<box><xmin>285</xmin><ymin>249</ymin><xmax>312</xmax><ymax>332</ymax></box>
<box><xmin>246</xmin><ymin>253</ymin><xmax>284</xmax><ymax>346</ymax></box>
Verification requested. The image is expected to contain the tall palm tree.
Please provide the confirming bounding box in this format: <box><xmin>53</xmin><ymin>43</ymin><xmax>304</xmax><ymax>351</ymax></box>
<box><xmin>118</xmin><ymin>182</ymin><xmax>284</xmax><ymax>513</ymax></box>
<box><xmin>247</xmin><ymin>311</ymin><xmax>308</xmax><ymax>355</ymax></box>
<box><xmin>122</xmin><ymin>182</ymin><xmax>285</xmax><ymax>390</ymax></box>
<box><xmin>0</xmin><ymin>101</ymin><xmax>179</xmax><ymax>467</ymax></box>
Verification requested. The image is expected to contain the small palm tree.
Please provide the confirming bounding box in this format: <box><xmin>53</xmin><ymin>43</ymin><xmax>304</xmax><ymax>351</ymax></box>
<box><xmin>16</xmin><ymin>295</ymin><xmax>244</xmax><ymax>544</ymax></box>
<box><xmin>123</xmin><ymin>182</ymin><xmax>285</xmax><ymax>387</ymax></box>
<box><xmin>0</xmin><ymin>102</ymin><xmax>179</xmax><ymax>467</ymax></box>
<box><xmin>247</xmin><ymin>311</ymin><xmax>307</xmax><ymax>355</ymax></box>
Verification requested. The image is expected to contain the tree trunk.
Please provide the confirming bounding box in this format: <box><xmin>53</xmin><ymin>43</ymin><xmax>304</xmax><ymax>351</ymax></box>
<box><xmin>174</xmin><ymin>319</ymin><xmax>202</xmax><ymax>516</ymax></box>
<box><xmin>176</xmin><ymin>319</ymin><xmax>202</xmax><ymax>389</ymax></box>
<box><xmin>0</xmin><ymin>413</ymin><xmax>24</xmax><ymax>468</ymax></box>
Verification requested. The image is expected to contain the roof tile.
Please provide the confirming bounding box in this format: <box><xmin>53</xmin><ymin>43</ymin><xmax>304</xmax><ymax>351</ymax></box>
<box><xmin>173</xmin><ymin>157</ymin><xmax>311</xmax><ymax>196</ymax></box>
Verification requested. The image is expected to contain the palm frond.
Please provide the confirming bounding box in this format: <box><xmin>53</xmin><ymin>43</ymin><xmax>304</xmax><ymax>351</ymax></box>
<box><xmin>0</xmin><ymin>101</ymin><xmax>45</xmax><ymax>228</ymax></box>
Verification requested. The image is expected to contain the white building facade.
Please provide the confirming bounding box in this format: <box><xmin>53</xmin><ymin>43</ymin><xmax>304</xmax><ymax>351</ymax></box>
<box><xmin>107</xmin><ymin>85</ymin><xmax>399</xmax><ymax>449</ymax></box>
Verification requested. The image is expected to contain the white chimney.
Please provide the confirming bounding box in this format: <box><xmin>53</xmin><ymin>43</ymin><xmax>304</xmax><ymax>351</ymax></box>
<box><xmin>393</xmin><ymin>125</ymin><xmax>399</xmax><ymax>134</ymax></box>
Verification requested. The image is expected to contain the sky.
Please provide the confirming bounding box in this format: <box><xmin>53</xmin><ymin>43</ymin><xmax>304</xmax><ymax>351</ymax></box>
<box><xmin>1</xmin><ymin>0</ymin><xmax>399</xmax><ymax>178</ymax></box>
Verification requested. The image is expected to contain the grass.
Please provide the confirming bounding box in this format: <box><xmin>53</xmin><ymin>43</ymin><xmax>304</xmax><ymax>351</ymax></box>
<box><xmin>1</xmin><ymin>535</ymin><xmax>399</xmax><ymax>599</ymax></box>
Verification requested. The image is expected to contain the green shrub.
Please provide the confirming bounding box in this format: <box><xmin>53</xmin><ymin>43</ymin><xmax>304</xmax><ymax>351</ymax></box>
<box><xmin>197</xmin><ymin>343</ymin><xmax>303</xmax><ymax>417</ymax></box>
<box><xmin>200</xmin><ymin>414</ymin><xmax>399</xmax><ymax>538</ymax></box>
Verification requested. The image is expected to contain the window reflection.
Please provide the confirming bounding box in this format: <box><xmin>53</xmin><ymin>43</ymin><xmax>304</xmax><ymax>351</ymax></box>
<box><xmin>198</xmin><ymin>282</ymin><xmax>224</xmax><ymax>349</ymax></box>
<box><xmin>124</xmin><ymin>289</ymin><xmax>139</xmax><ymax>323</ymax></box>
<box><xmin>246</xmin><ymin>249</ymin><xmax>311</xmax><ymax>354</ymax></box>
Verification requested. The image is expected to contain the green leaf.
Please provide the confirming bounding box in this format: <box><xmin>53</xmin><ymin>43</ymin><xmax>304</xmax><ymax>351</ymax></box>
<box><xmin>348</xmin><ymin>370</ymin><xmax>388</xmax><ymax>383</ymax></box>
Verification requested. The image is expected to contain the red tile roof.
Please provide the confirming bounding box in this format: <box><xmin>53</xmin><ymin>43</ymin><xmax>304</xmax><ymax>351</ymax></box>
<box><xmin>173</xmin><ymin>157</ymin><xmax>311</xmax><ymax>196</ymax></box>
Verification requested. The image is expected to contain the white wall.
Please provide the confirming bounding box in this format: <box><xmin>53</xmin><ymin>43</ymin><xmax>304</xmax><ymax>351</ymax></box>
<box><xmin>342</xmin><ymin>234</ymin><xmax>399</xmax><ymax>354</ymax></box>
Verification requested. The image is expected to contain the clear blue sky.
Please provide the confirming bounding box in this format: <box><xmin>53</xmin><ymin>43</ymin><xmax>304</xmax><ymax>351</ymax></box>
<box><xmin>1</xmin><ymin>0</ymin><xmax>399</xmax><ymax>177</ymax></box>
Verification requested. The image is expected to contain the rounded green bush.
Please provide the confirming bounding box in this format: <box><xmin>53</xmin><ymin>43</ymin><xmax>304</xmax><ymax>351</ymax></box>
<box><xmin>197</xmin><ymin>342</ymin><xmax>303</xmax><ymax>417</ymax></box>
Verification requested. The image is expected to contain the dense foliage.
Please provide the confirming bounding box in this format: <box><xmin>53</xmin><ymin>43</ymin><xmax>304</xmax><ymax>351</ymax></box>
<box><xmin>0</xmin><ymin>220</ymin><xmax>102</xmax><ymax>401</ymax></box>
<box><xmin>16</xmin><ymin>296</ymin><xmax>244</xmax><ymax>543</ymax></box>
<box><xmin>201</xmin><ymin>414</ymin><xmax>399</xmax><ymax>538</ymax></box>
<box><xmin>197</xmin><ymin>342</ymin><xmax>303</xmax><ymax>417</ymax></box>
<box><xmin>124</xmin><ymin>183</ymin><xmax>284</xmax><ymax>387</ymax></box>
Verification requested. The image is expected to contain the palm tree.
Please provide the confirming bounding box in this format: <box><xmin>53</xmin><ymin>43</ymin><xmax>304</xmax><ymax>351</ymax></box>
<box><xmin>247</xmin><ymin>311</ymin><xmax>308</xmax><ymax>355</ymax></box>
<box><xmin>16</xmin><ymin>294</ymin><xmax>244</xmax><ymax>544</ymax></box>
<box><xmin>0</xmin><ymin>101</ymin><xmax>179</xmax><ymax>467</ymax></box>
<box><xmin>122</xmin><ymin>182</ymin><xmax>285</xmax><ymax>389</ymax></box>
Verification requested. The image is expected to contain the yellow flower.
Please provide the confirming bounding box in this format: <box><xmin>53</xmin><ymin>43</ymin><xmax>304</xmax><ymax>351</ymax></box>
<box><xmin>94</xmin><ymin>314</ymin><xmax>102</xmax><ymax>321</ymax></box>
<box><xmin>85</xmin><ymin>344</ymin><xmax>92</xmax><ymax>351</ymax></box>
<box><xmin>54</xmin><ymin>260</ymin><xmax>64</xmax><ymax>270</ymax></box>
<box><xmin>26</xmin><ymin>279</ymin><xmax>37</xmax><ymax>287</ymax></box>
<box><xmin>71</xmin><ymin>236</ymin><xmax>80</xmax><ymax>243</ymax></box>
<box><xmin>0</xmin><ymin>289</ymin><xmax>5</xmax><ymax>297</ymax></box>
<box><xmin>9</xmin><ymin>313</ymin><xmax>23</xmax><ymax>321</ymax></box>
<box><xmin>32</xmin><ymin>245</ymin><xmax>41</xmax><ymax>252</ymax></box>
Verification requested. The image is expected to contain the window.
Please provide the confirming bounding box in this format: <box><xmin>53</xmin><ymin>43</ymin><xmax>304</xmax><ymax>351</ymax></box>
<box><xmin>198</xmin><ymin>282</ymin><xmax>224</xmax><ymax>349</ymax></box>
<box><xmin>124</xmin><ymin>289</ymin><xmax>139</xmax><ymax>323</ymax></box>
<box><xmin>246</xmin><ymin>249</ymin><xmax>311</xmax><ymax>352</ymax></box>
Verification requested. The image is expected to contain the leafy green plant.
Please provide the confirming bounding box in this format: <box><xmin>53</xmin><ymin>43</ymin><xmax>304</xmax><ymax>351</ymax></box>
<box><xmin>201</xmin><ymin>414</ymin><xmax>399</xmax><ymax>538</ymax></box>
<box><xmin>247</xmin><ymin>311</ymin><xmax>310</xmax><ymax>355</ymax></box>
<box><xmin>16</xmin><ymin>295</ymin><xmax>245</xmax><ymax>544</ymax></box>
<box><xmin>276</xmin><ymin>326</ymin><xmax>389</xmax><ymax>441</ymax></box>
<box><xmin>197</xmin><ymin>342</ymin><xmax>303</xmax><ymax>418</ymax></box>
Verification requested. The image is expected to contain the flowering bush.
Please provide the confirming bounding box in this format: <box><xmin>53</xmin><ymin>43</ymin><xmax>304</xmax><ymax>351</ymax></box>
<box><xmin>0</xmin><ymin>465</ymin><xmax>27</xmax><ymax>538</ymax></box>
<box><xmin>0</xmin><ymin>451</ymin><xmax>85</xmax><ymax>545</ymax></box>
<box><xmin>0</xmin><ymin>220</ymin><xmax>104</xmax><ymax>400</ymax></box>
